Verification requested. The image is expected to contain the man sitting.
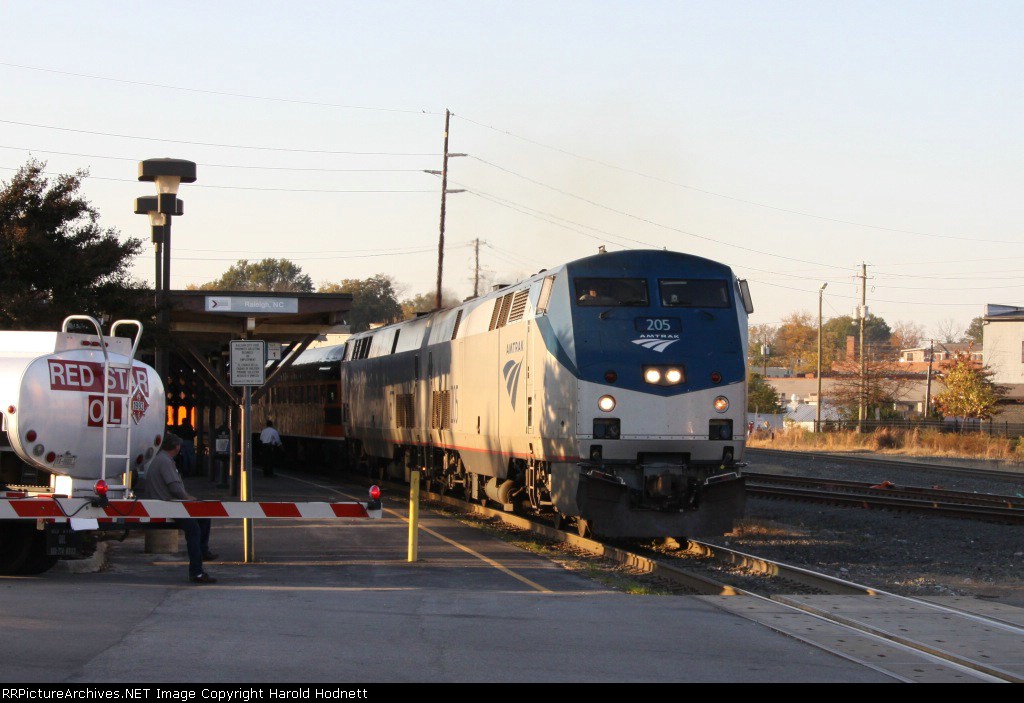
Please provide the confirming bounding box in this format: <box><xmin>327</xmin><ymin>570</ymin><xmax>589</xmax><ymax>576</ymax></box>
<box><xmin>144</xmin><ymin>432</ymin><xmax>218</xmax><ymax>584</ymax></box>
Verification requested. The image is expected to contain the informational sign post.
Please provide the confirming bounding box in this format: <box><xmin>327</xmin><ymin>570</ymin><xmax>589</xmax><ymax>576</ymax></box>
<box><xmin>228</xmin><ymin>339</ymin><xmax>265</xmax><ymax>564</ymax></box>
<box><xmin>229</xmin><ymin>340</ymin><xmax>266</xmax><ymax>387</ymax></box>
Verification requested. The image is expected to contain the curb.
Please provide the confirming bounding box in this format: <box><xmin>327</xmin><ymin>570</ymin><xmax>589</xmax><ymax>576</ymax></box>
<box><xmin>53</xmin><ymin>541</ymin><xmax>108</xmax><ymax>574</ymax></box>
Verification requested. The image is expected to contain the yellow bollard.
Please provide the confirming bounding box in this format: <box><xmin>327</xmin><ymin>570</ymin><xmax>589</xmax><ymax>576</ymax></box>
<box><xmin>408</xmin><ymin>471</ymin><xmax>420</xmax><ymax>562</ymax></box>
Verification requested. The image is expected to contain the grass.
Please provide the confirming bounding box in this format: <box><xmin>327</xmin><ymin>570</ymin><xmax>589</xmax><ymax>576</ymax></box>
<box><xmin>433</xmin><ymin>504</ymin><xmax>672</xmax><ymax>595</ymax></box>
<box><xmin>748</xmin><ymin>426</ymin><xmax>1024</xmax><ymax>463</ymax></box>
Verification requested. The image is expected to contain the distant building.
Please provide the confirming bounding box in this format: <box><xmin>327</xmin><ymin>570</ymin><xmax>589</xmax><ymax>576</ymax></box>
<box><xmin>983</xmin><ymin>304</ymin><xmax>1024</xmax><ymax>385</ymax></box>
<box><xmin>898</xmin><ymin>342</ymin><xmax>981</xmax><ymax>373</ymax></box>
<box><xmin>784</xmin><ymin>402</ymin><xmax>843</xmax><ymax>430</ymax></box>
<box><xmin>763</xmin><ymin>376</ymin><xmax>941</xmax><ymax>418</ymax></box>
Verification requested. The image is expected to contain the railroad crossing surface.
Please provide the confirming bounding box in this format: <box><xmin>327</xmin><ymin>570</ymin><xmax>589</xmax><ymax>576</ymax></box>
<box><xmin>1</xmin><ymin>471</ymin><xmax>1011</xmax><ymax>683</ymax></box>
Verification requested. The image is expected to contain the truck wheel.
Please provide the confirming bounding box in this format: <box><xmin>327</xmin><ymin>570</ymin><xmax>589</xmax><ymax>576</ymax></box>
<box><xmin>0</xmin><ymin>523</ymin><xmax>34</xmax><ymax>575</ymax></box>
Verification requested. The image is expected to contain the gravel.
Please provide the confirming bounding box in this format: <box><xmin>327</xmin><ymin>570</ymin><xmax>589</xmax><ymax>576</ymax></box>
<box><xmin>721</xmin><ymin>452</ymin><xmax>1024</xmax><ymax>604</ymax></box>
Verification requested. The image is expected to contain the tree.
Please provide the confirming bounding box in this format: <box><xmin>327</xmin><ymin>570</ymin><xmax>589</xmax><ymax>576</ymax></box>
<box><xmin>773</xmin><ymin>312</ymin><xmax>817</xmax><ymax>374</ymax></box>
<box><xmin>889</xmin><ymin>320</ymin><xmax>925</xmax><ymax>353</ymax></box>
<box><xmin>0</xmin><ymin>160</ymin><xmax>147</xmax><ymax>329</ymax></box>
<box><xmin>748</xmin><ymin>373</ymin><xmax>785</xmax><ymax>413</ymax></box>
<box><xmin>748</xmin><ymin>323</ymin><xmax>778</xmax><ymax>373</ymax></box>
<box><xmin>196</xmin><ymin>259</ymin><xmax>314</xmax><ymax>292</ymax></box>
<box><xmin>963</xmin><ymin>316</ymin><xmax>984</xmax><ymax>345</ymax></box>
<box><xmin>401</xmin><ymin>289</ymin><xmax>462</xmax><ymax>319</ymax></box>
<box><xmin>822</xmin><ymin>314</ymin><xmax>893</xmax><ymax>364</ymax></box>
<box><xmin>934</xmin><ymin>351</ymin><xmax>1007</xmax><ymax>427</ymax></box>
<box><xmin>319</xmin><ymin>274</ymin><xmax>402</xmax><ymax>332</ymax></box>
<box><xmin>934</xmin><ymin>318</ymin><xmax>962</xmax><ymax>344</ymax></box>
<box><xmin>828</xmin><ymin>358</ymin><xmax>916</xmax><ymax>422</ymax></box>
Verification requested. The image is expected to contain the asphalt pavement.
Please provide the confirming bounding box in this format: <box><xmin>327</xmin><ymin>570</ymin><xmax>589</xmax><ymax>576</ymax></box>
<box><xmin>0</xmin><ymin>470</ymin><xmax>893</xmax><ymax>683</ymax></box>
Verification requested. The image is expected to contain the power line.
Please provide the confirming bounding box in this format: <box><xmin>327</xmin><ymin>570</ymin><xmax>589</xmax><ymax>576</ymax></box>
<box><xmin>749</xmin><ymin>278</ymin><xmax>988</xmax><ymax>307</ymax></box>
<box><xmin>0</xmin><ymin>119</ymin><xmax>439</xmax><ymax>156</ymax></box>
<box><xmin>0</xmin><ymin>61</ymin><xmax>440</xmax><ymax>115</ymax></box>
<box><xmin>0</xmin><ymin>166</ymin><xmax>435</xmax><ymax>194</ymax></box>
<box><xmin>457</xmin><ymin>114</ymin><xmax>1022</xmax><ymax>246</ymax></box>
<box><xmin>0</xmin><ymin>145</ymin><xmax>431</xmax><ymax>172</ymax></box>
<box><xmin>177</xmin><ymin>244</ymin><xmax>448</xmax><ymax>255</ymax></box>
<box><xmin>463</xmin><ymin>179</ymin><xmax>852</xmax><ymax>270</ymax></box>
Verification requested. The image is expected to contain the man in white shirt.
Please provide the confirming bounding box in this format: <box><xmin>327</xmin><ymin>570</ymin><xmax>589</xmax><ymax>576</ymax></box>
<box><xmin>259</xmin><ymin>420</ymin><xmax>283</xmax><ymax>477</ymax></box>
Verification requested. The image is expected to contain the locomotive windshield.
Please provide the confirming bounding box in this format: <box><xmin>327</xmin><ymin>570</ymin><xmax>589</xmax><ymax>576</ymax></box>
<box><xmin>659</xmin><ymin>279</ymin><xmax>730</xmax><ymax>308</ymax></box>
<box><xmin>574</xmin><ymin>278</ymin><xmax>649</xmax><ymax>306</ymax></box>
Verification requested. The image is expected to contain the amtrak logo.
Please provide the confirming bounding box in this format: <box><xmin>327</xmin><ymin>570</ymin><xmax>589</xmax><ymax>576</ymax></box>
<box><xmin>502</xmin><ymin>358</ymin><xmax>523</xmax><ymax>409</ymax></box>
<box><xmin>632</xmin><ymin>338</ymin><xmax>679</xmax><ymax>353</ymax></box>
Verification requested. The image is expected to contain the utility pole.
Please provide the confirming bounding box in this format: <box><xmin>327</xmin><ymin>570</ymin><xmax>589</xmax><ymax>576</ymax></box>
<box><xmin>817</xmin><ymin>282</ymin><xmax>827</xmax><ymax>432</ymax></box>
<box><xmin>924</xmin><ymin>338</ymin><xmax>935</xmax><ymax>419</ymax></box>
<box><xmin>425</xmin><ymin>110</ymin><xmax>465</xmax><ymax>311</ymax></box>
<box><xmin>473</xmin><ymin>238</ymin><xmax>480</xmax><ymax>298</ymax></box>
<box><xmin>435</xmin><ymin>109</ymin><xmax>451</xmax><ymax>311</ymax></box>
<box><xmin>857</xmin><ymin>263</ymin><xmax>868</xmax><ymax>431</ymax></box>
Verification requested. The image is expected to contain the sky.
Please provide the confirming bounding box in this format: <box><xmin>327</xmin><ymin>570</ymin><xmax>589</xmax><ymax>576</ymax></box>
<box><xmin>2</xmin><ymin>1</ymin><xmax>1022</xmax><ymax>338</ymax></box>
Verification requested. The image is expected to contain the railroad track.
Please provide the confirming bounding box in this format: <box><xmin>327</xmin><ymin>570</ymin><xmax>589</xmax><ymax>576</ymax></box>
<box><xmin>390</xmin><ymin>480</ymin><xmax>1024</xmax><ymax>682</ymax></box>
<box><xmin>746</xmin><ymin>471</ymin><xmax>1024</xmax><ymax>524</ymax></box>
<box><xmin>747</xmin><ymin>447</ymin><xmax>1023</xmax><ymax>481</ymax></box>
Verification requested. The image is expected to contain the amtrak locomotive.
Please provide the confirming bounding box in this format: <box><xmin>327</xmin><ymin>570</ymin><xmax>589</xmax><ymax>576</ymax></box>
<box><xmin>335</xmin><ymin>249</ymin><xmax>753</xmax><ymax>538</ymax></box>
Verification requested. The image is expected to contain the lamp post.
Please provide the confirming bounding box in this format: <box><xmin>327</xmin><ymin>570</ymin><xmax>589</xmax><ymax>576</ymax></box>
<box><xmin>137</xmin><ymin>158</ymin><xmax>196</xmax><ymax>382</ymax></box>
<box><xmin>134</xmin><ymin>195</ymin><xmax>184</xmax><ymax>307</ymax></box>
<box><xmin>816</xmin><ymin>282</ymin><xmax>828</xmax><ymax>432</ymax></box>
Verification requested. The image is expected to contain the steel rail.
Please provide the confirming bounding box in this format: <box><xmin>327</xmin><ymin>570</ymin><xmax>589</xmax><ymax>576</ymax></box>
<box><xmin>746</xmin><ymin>471</ymin><xmax>1024</xmax><ymax>508</ymax></box>
<box><xmin>746</xmin><ymin>482</ymin><xmax>1024</xmax><ymax>523</ymax></box>
<box><xmin>746</xmin><ymin>447</ymin><xmax>1024</xmax><ymax>481</ymax></box>
<box><xmin>403</xmin><ymin>482</ymin><xmax>1014</xmax><ymax>682</ymax></box>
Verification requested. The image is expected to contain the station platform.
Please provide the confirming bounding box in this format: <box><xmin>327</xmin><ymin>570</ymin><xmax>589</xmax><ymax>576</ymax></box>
<box><xmin>1</xmin><ymin>470</ymin><xmax>900</xmax><ymax>683</ymax></box>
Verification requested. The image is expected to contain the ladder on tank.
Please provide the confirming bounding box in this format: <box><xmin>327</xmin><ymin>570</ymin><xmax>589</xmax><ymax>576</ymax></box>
<box><xmin>61</xmin><ymin>315</ymin><xmax>146</xmax><ymax>494</ymax></box>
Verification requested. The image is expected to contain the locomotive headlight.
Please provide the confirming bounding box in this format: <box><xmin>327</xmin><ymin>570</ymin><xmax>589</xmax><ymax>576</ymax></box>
<box><xmin>665</xmin><ymin>368</ymin><xmax>683</xmax><ymax>384</ymax></box>
<box><xmin>713</xmin><ymin>396</ymin><xmax>730</xmax><ymax>413</ymax></box>
<box><xmin>598</xmin><ymin>395</ymin><xmax>616</xmax><ymax>412</ymax></box>
<box><xmin>644</xmin><ymin>368</ymin><xmax>662</xmax><ymax>384</ymax></box>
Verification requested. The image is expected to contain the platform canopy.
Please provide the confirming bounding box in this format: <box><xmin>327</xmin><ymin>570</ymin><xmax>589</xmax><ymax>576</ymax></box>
<box><xmin>163</xmin><ymin>289</ymin><xmax>353</xmax><ymax>404</ymax></box>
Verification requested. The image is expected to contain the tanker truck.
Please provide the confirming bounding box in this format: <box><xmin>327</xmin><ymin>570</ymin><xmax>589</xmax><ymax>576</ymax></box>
<box><xmin>0</xmin><ymin>315</ymin><xmax>166</xmax><ymax>574</ymax></box>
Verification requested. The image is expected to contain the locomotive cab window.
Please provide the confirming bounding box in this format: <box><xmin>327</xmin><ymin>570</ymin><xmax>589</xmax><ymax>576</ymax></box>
<box><xmin>574</xmin><ymin>278</ymin><xmax>648</xmax><ymax>306</ymax></box>
<box><xmin>659</xmin><ymin>279</ymin><xmax>730</xmax><ymax>308</ymax></box>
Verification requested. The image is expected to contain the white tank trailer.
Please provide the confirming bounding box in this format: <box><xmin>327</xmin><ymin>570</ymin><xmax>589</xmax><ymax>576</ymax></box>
<box><xmin>0</xmin><ymin>316</ymin><xmax>166</xmax><ymax>574</ymax></box>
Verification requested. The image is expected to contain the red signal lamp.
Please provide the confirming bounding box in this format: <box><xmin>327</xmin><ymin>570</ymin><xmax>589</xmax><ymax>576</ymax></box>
<box><xmin>369</xmin><ymin>485</ymin><xmax>381</xmax><ymax>501</ymax></box>
<box><xmin>92</xmin><ymin>479</ymin><xmax>110</xmax><ymax>508</ymax></box>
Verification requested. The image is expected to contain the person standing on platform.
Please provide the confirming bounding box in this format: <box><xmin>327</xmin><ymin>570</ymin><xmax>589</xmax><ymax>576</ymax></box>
<box><xmin>176</xmin><ymin>419</ymin><xmax>197</xmax><ymax>476</ymax></box>
<box><xmin>259</xmin><ymin>420</ymin><xmax>283</xmax><ymax>477</ymax></box>
<box><xmin>145</xmin><ymin>432</ymin><xmax>218</xmax><ymax>584</ymax></box>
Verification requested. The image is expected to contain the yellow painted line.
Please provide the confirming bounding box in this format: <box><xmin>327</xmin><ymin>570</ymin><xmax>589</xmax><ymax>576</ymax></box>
<box><xmin>286</xmin><ymin>474</ymin><xmax>551</xmax><ymax>593</ymax></box>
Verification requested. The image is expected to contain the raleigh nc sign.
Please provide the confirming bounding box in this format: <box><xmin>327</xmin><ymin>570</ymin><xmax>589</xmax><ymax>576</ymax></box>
<box><xmin>205</xmin><ymin>296</ymin><xmax>299</xmax><ymax>314</ymax></box>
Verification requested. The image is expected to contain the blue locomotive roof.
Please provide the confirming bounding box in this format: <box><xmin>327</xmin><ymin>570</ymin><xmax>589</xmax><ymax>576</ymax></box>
<box><xmin>563</xmin><ymin>250</ymin><xmax>745</xmax><ymax>395</ymax></box>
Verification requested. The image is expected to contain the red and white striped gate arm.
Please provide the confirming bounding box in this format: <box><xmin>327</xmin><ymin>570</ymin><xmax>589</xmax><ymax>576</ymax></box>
<box><xmin>0</xmin><ymin>498</ymin><xmax>382</xmax><ymax>522</ymax></box>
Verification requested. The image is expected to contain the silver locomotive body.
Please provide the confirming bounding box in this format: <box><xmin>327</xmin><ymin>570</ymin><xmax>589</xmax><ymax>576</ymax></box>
<box><xmin>340</xmin><ymin>250</ymin><xmax>751</xmax><ymax>538</ymax></box>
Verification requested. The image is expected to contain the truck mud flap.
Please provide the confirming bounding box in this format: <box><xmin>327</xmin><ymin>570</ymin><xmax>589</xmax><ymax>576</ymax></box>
<box><xmin>45</xmin><ymin>523</ymin><xmax>94</xmax><ymax>558</ymax></box>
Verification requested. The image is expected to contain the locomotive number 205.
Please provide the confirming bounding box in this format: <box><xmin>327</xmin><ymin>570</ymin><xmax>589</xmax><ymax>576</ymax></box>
<box><xmin>634</xmin><ymin>317</ymin><xmax>681</xmax><ymax>333</ymax></box>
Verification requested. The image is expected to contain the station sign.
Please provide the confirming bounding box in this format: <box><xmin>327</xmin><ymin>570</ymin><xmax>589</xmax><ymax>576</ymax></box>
<box><xmin>229</xmin><ymin>340</ymin><xmax>266</xmax><ymax>386</ymax></box>
<box><xmin>205</xmin><ymin>296</ymin><xmax>299</xmax><ymax>314</ymax></box>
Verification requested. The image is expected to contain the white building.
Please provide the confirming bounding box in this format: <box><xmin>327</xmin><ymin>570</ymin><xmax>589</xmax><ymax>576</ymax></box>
<box><xmin>982</xmin><ymin>304</ymin><xmax>1024</xmax><ymax>385</ymax></box>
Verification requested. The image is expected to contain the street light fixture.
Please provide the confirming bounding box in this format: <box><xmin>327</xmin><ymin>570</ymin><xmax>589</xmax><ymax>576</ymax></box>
<box><xmin>137</xmin><ymin>158</ymin><xmax>196</xmax><ymax>382</ymax></box>
<box><xmin>816</xmin><ymin>282</ymin><xmax>828</xmax><ymax>432</ymax></box>
<box><xmin>134</xmin><ymin>196</ymin><xmax>183</xmax><ymax>296</ymax></box>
